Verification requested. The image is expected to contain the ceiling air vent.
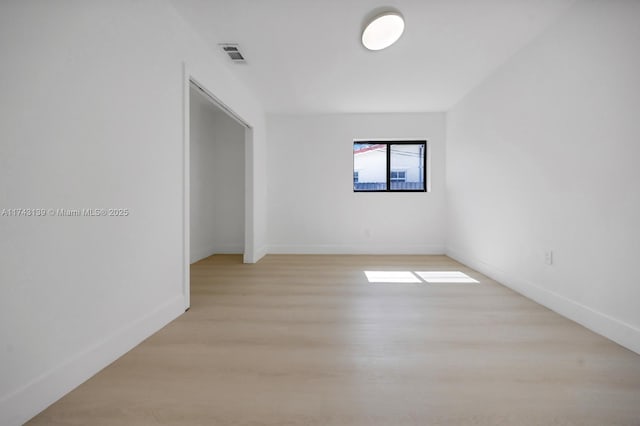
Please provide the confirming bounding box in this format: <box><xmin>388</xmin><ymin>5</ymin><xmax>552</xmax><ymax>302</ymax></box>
<box><xmin>219</xmin><ymin>43</ymin><xmax>246</xmax><ymax>63</ymax></box>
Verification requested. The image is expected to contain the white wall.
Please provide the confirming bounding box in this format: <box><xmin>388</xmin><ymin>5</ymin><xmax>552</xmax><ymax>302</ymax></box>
<box><xmin>446</xmin><ymin>0</ymin><xmax>640</xmax><ymax>354</ymax></box>
<box><xmin>190</xmin><ymin>86</ymin><xmax>245</xmax><ymax>263</ymax></box>
<box><xmin>0</xmin><ymin>1</ymin><xmax>266</xmax><ymax>424</ymax></box>
<box><xmin>268</xmin><ymin>113</ymin><xmax>446</xmax><ymax>254</ymax></box>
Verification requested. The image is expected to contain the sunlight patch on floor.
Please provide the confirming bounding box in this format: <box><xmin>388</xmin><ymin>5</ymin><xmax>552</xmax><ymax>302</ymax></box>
<box><xmin>364</xmin><ymin>270</ymin><xmax>479</xmax><ymax>283</ymax></box>
<box><xmin>364</xmin><ymin>271</ymin><xmax>421</xmax><ymax>283</ymax></box>
<box><xmin>415</xmin><ymin>271</ymin><xmax>479</xmax><ymax>283</ymax></box>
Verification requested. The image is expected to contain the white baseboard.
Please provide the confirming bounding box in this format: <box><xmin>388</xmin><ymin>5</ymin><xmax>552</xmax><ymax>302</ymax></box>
<box><xmin>190</xmin><ymin>246</ymin><xmax>213</xmax><ymax>263</ymax></box>
<box><xmin>446</xmin><ymin>247</ymin><xmax>640</xmax><ymax>355</ymax></box>
<box><xmin>0</xmin><ymin>295</ymin><xmax>185</xmax><ymax>426</ymax></box>
<box><xmin>268</xmin><ymin>244</ymin><xmax>446</xmax><ymax>255</ymax></box>
<box><xmin>213</xmin><ymin>245</ymin><xmax>244</xmax><ymax>254</ymax></box>
<box><xmin>191</xmin><ymin>245</ymin><xmax>244</xmax><ymax>263</ymax></box>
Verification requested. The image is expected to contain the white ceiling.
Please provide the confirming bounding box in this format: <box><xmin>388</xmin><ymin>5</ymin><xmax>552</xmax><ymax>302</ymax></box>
<box><xmin>170</xmin><ymin>0</ymin><xmax>576</xmax><ymax>114</ymax></box>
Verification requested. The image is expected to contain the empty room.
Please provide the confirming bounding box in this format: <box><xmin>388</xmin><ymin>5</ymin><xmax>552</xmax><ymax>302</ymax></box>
<box><xmin>1</xmin><ymin>1</ymin><xmax>639</xmax><ymax>425</ymax></box>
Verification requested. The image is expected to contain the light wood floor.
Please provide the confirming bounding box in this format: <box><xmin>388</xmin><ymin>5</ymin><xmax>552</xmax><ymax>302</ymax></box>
<box><xmin>29</xmin><ymin>255</ymin><xmax>640</xmax><ymax>425</ymax></box>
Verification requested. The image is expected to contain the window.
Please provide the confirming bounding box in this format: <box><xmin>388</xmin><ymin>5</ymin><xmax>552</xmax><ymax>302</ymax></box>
<box><xmin>390</xmin><ymin>170</ymin><xmax>406</xmax><ymax>182</ymax></box>
<box><xmin>353</xmin><ymin>140</ymin><xmax>427</xmax><ymax>192</ymax></box>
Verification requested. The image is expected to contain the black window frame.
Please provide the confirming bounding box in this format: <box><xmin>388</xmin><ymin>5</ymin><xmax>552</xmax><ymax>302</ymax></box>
<box><xmin>353</xmin><ymin>140</ymin><xmax>427</xmax><ymax>193</ymax></box>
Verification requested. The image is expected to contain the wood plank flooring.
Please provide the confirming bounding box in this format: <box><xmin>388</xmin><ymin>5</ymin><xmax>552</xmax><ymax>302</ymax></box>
<box><xmin>29</xmin><ymin>255</ymin><xmax>640</xmax><ymax>425</ymax></box>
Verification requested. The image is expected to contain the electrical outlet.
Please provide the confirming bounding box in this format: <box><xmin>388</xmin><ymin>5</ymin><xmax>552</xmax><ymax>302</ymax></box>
<box><xmin>545</xmin><ymin>250</ymin><xmax>553</xmax><ymax>265</ymax></box>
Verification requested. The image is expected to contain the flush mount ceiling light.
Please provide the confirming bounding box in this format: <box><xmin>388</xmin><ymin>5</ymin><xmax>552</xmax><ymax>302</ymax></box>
<box><xmin>361</xmin><ymin>10</ymin><xmax>405</xmax><ymax>51</ymax></box>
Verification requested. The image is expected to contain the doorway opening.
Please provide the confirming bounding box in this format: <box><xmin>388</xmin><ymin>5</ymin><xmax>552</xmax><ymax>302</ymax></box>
<box><xmin>189</xmin><ymin>82</ymin><xmax>245</xmax><ymax>261</ymax></box>
<box><xmin>182</xmin><ymin>69</ymin><xmax>254</xmax><ymax>310</ymax></box>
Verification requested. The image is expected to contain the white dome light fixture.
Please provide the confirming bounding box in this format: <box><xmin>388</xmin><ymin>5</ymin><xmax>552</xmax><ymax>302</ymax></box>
<box><xmin>361</xmin><ymin>11</ymin><xmax>405</xmax><ymax>51</ymax></box>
